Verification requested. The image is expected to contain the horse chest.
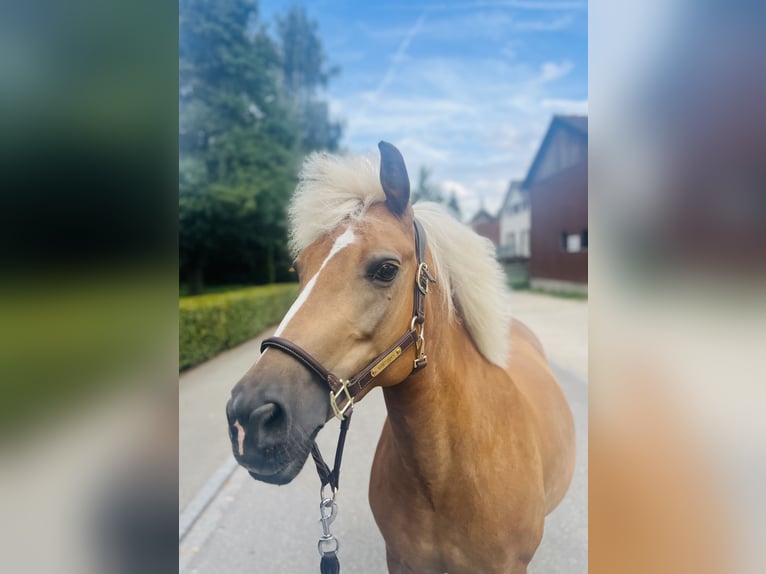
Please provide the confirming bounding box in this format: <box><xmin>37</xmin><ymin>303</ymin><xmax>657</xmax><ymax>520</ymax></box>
<box><xmin>372</xmin><ymin>486</ymin><xmax>535</xmax><ymax>574</ymax></box>
<box><xmin>370</xmin><ymin>432</ymin><xmax>541</xmax><ymax>573</ymax></box>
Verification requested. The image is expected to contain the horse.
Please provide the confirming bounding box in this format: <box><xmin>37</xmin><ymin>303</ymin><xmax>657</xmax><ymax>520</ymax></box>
<box><xmin>226</xmin><ymin>142</ymin><xmax>575</xmax><ymax>573</ymax></box>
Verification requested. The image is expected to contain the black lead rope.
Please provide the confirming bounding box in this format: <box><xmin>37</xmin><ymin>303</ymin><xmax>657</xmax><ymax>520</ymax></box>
<box><xmin>311</xmin><ymin>415</ymin><xmax>351</xmax><ymax>573</ymax></box>
<box><xmin>311</xmin><ymin>415</ymin><xmax>351</xmax><ymax>492</ymax></box>
<box><xmin>320</xmin><ymin>549</ymin><xmax>340</xmax><ymax>574</ymax></box>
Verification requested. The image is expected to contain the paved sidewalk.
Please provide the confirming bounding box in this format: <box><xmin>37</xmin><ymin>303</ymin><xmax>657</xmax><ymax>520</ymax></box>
<box><xmin>180</xmin><ymin>331</ymin><xmax>275</xmax><ymax>511</ymax></box>
<box><xmin>510</xmin><ymin>290</ymin><xmax>588</xmax><ymax>379</ymax></box>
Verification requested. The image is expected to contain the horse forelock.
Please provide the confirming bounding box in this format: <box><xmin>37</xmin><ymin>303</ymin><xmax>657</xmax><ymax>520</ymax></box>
<box><xmin>287</xmin><ymin>151</ymin><xmax>511</xmax><ymax>367</ymax></box>
<box><xmin>288</xmin><ymin>152</ymin><xmax>385</xmax><ymax>257</ymax></box>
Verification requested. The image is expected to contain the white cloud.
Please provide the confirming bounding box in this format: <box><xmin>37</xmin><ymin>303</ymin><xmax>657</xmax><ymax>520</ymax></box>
<box><xmin>440</xmin><ymin>179</ymin><xmax>473</xmax><ymax>199</ymax></box>
<box><xmin>398</xmin><ymin>137</ymin><xmax>451</xmax><ymax>164</ymax></box>
<box><xmin>365</xmin><ymin>9</ymin><xmax>575</xmax><ymax>45</ymax></box>
<box><xmin>501</xmin><ymin>44</ymin><xmax>518</xmax><ymax>60</ymax></box>
<box><xmin>538</xmin><ymin>60</ymin><xmax>574</xmax><ymax>83</ymax></box>
<box><xmin>500</xmin><ymin>1</ymin><xmax>585</xmax><ymax>10</ymax></box>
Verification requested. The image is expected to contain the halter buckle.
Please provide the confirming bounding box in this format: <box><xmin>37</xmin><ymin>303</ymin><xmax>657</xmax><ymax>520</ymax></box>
<box><xmin>330</xmin><ymin>380</ymin><xmax>354</xmax><ymax>421</ymax></box>
<box><xmin>410</xmin><ymin>316</ymin><xmax>428</xmax><ymax>370</ymax></box>
<box><xmin>416</xmin><ymin>262</ymin><xmax>435</xmax><ymax>295</ymax></box>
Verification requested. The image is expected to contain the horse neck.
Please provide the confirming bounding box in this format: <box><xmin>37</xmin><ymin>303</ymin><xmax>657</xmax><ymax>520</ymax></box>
<box><xmin>381</xmin><ymin>293</ymin><xmax>518</xmax><ymax>482</ymax></box>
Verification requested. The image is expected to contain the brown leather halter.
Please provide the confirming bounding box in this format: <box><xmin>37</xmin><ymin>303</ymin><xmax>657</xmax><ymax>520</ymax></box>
<box><xmin>261</xmin><ymin>218</ymin><xmax>435</xmax><ymax>424</ymax></box>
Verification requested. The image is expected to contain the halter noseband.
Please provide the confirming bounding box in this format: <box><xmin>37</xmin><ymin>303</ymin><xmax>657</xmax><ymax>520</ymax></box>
<box><xmin>260</xmin><ymin>218</ymin><xmax>435</xmax><ymax>422</ymax></box>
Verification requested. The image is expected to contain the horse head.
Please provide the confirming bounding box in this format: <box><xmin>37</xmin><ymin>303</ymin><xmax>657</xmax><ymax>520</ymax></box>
<box><xmin>226</xmin><ymin>142</ymin><xmax>424</xmax><ymax>485</ymax></box>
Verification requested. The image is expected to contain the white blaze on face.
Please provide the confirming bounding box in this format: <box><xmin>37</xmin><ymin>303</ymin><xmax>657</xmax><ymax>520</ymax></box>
<box><xmin>234</xmin><ymin>420</ymin><xmax>246</xmax><ymax>456</ymax></box>
<box><xmin>273</xmin><ymin>227</ymin><xmax>355</xmax><ymax>337</ymax></box>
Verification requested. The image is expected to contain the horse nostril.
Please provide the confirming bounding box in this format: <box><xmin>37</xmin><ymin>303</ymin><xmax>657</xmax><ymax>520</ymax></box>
<box><xmin>250</xmin><ymin>402</ymin><xmax>288</xmax><ymax>447</ymax></box>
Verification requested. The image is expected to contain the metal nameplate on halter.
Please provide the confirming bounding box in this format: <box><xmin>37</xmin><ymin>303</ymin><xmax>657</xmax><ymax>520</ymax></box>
<box><xmin>371</xmin><ymin>346</ymin><xmax>402</xmax><ymax>378</ymax></box>
<box><xmin>330</xmin><ymin>381</ymin><xmax>353</xmax><ymax>421</ymax></box>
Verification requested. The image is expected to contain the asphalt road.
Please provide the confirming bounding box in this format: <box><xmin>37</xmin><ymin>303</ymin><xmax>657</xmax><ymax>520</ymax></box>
<box><xmin>179</xmin><ymin>339</ymin><xmax>587</xmax><ymax>574</ymax></box>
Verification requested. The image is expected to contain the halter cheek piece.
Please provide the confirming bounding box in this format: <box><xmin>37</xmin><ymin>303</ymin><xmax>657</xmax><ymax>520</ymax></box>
<box><xmin>259</xmin><ymin>219</ymin><xmax>435</xmax><ymax>572</ymax></box>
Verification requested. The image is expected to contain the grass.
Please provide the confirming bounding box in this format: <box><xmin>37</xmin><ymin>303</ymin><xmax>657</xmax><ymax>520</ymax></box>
<box><xmin>508</xmin><ymin>279</ymin><xmax>531</xmax><ymax>291</ymax></box>
<box><xmin>179</xmin><ymin>283</ymin><xmax>252</xmax><ymax>297</ymax></box>
<box><xmin>529</xmin><ymin>287</ymin><xmax>588</xmax><ymax>300</ymax></box>
<box><xmin>508</xmin><ymin>280</ymin><xmax>588</xmax><ymax>300</ymax></box>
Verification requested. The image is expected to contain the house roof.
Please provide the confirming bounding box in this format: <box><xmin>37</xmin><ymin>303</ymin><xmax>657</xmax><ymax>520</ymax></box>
<box><xmin>557</xmin><ymin>115</ymin><xmax>588</xmax><ymax>136</ymax></box>
<box><xmin>470</xmin><ymin>208</ymin><xmax>497</xmax><ymax>224</ymax></box>
<box><xmin>522</xmin><ymin>114</ymin><xmax>588</xmax><ymax>188</ymax></box>
<box><xmin>500</xmin><ymin>180</ymin><xmax>525</xmax><ymax>213</ymax></box>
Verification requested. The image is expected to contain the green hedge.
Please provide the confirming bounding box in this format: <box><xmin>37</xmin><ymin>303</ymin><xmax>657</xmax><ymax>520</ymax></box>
<box><xmin>179</xmin><ymin>283</ymin><xmax>298</xmax><ymax>371</ymax></box>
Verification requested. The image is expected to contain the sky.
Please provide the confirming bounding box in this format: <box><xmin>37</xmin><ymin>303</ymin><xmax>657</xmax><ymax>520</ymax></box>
<box><xmin>260</xmin><ymin>0</ymin><xmax>587</xmax><ymax>219</ymax></box>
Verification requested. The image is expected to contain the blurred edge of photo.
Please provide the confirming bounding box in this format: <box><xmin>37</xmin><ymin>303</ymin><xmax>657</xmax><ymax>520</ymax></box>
<box><xmin>591</xmin><ymin>1</ymin><xmax>766</xmax><ymax>573</ymax></box>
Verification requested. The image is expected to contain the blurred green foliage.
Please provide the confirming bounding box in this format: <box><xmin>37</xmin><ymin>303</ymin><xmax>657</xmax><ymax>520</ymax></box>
<box><xmin>0</xmin><ymin>268</ymin><xmax>175</xmax><ymax>441</ymax></box>
<box><xmin>180</xmin><ymin>1</ymin><xmax>341</xmax><ymax>293</ymax></box>
<box><xmin>0</xmin><ymin>0</ymin><xmax>177</xmax><ymax>269</ymax></box>
<box><xmin>179</xmin><ymin>283</ymin><xmax>298</xmax><ymax>370</ymax></box>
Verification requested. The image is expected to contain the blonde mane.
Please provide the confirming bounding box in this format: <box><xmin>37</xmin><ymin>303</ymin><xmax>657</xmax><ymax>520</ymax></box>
<box><xmin>288</xmin><ymin>151</ymin><xmax>511</xmax><ymax>366</ymax></box>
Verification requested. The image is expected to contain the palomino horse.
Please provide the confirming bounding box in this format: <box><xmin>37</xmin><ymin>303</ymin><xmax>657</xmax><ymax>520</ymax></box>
<box><xmin>226</xmin><ymin>142</ymin><xmax>575</xmax><ymax>573</ymax></box>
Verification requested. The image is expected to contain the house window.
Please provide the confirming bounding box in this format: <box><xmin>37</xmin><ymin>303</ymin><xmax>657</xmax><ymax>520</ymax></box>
<box><xmin>566</xmin><ymin>234</ymin><xmax>581</xmax><ymax>252</ymax></box>
<box><xmin>562</xmin><ymin>230</ymin><xmax>581</xmax><ymax>252</ymax></box>
<box><xmin>581</xmin><ymin>229</ymin><xmax>588</xmax><ymax>250</ymax></box>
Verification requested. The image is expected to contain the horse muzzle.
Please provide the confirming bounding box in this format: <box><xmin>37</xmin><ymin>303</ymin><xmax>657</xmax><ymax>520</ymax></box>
<box><xmin>226</xmin><ymin>375</ymin><xmax>325</xmax><ymax>485</ymax></box>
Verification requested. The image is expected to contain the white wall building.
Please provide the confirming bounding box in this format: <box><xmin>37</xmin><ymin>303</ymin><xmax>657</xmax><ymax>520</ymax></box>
<box><xmin>498</xmin><ymin>181</ymin><xmax>530</xmax><ymax>259</ymax></box>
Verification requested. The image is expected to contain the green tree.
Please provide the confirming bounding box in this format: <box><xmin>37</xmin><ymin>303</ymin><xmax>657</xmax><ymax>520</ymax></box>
<box><xmin>179</xmin><ymin>1</ymin><xmax>342</xmax><ymax>293</ymax></box>
<box><xmin>411</xmin><ymin>167</ymin><xmax>464</xmax><ymax>221</ymax></box>
<box><xmin>179</xmin><ymin>0</ymin><xmax>297</xmax><ymax>293</ymax></box>
<box><xmin>275</xmin><ymin>4</ymin><xmax>342</xmax><ymax>152</ymax></box>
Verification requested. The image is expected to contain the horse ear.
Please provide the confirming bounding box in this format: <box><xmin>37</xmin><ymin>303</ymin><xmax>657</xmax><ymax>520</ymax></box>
<box><xmin>378</xmin><ymin>141</ymin><xmax>410</xmax><ymax>217</ymax></box>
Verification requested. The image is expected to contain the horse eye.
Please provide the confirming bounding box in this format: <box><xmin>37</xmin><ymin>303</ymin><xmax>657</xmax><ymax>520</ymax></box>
<box><xmin>372</xmin><ymin>262</ymin><xmax>399</xmax><ymax>283</ymax></box>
